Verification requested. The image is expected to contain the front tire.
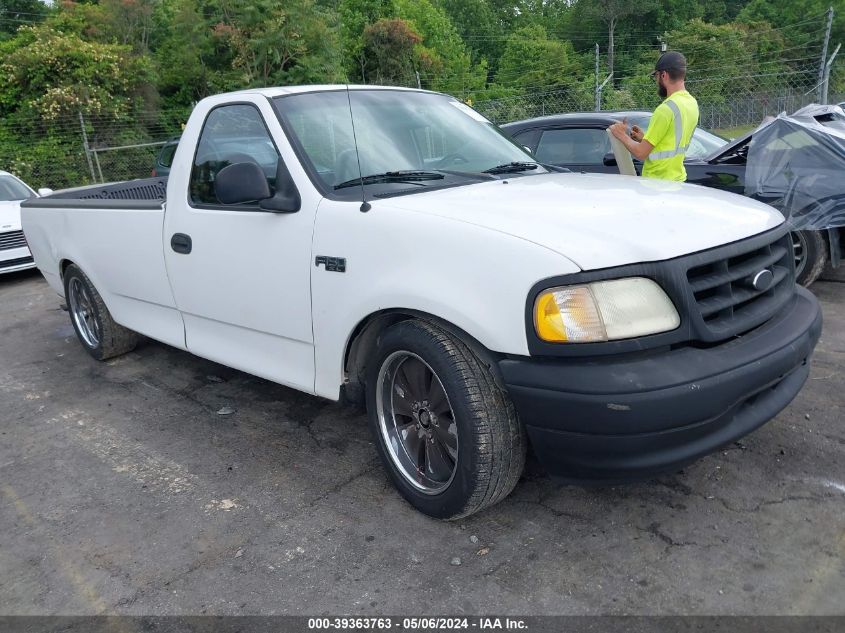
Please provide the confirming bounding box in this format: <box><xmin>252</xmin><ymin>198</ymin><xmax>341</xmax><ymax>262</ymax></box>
<box><xmin>366</xmin><ymin>320</ymin><xmax>526</xmax><ymax>519</ymax></box>
<box><xmin>63</xmin><ymin>264</ymin><xmax>139</xmax><ymax>360</ymax></box>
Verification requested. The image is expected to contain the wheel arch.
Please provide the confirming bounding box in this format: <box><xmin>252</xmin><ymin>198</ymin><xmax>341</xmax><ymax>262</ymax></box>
<box><xmin>59</xmin><ymin>258</ymin><xmax>75</xmax><ymax>279</ymax></box>
<box><xmin>341</xmin><ymin>308</ymin><xmax>507</xmax><ymax>406</ymax></box>
<box><xmin>53</xmin><ymin>258</ymin><xmax>78</xmax><ymax>298</ymax></box>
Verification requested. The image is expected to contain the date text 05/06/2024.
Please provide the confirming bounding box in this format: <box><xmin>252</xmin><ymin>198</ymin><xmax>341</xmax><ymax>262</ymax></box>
<box><xmin>307</xmin><ymin>617</ymin><xmax>528</xmax><ymax>630</ymax></box>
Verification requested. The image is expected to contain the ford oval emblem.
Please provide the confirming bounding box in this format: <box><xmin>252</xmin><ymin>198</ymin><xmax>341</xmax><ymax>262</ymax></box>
<box><xmin>751</xmin><ymin>269</ymin><xmax>774</xmax><ymax>292</ymax></box>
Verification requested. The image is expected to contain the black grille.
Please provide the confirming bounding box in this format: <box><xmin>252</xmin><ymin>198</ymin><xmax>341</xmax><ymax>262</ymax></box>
<box><xmin>685</xmin><ymin>231</ymin><xmax>794</xmax><ymax>339</ymax></box>
<box><xmin>0</xmin><ymin>230</ymin><xmax>27</xmax><ymax>251</ymax></box>
<box><xmin>0</xmin><ymin>255</ymin><xmax>34</xmax><ymax>270</ymax></box>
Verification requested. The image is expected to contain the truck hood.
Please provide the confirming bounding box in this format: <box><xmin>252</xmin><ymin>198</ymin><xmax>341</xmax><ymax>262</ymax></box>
<box><xmin>0</xmin><ymin>200</ymin><xmax>23</xmax><ymax>232</ymax></box>
<box><xmin>385</xmin><ymin>173</ymin><xmax>783</xmax><ymax>270</ymax></box>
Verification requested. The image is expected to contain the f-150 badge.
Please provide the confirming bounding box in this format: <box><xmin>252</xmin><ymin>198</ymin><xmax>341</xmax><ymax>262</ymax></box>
<box><xmin>315</xmin><ymin>256</ymin><xmax>346</xmax><ymax>273</ymax></box>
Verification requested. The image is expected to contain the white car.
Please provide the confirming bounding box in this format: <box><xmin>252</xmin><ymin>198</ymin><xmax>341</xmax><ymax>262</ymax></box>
<box><xmin>21</xmin><ymin>86</ymin><xmax>822</xmax><ymax>519</ymax></box>
<box><xmin>0</xmin><ymin>171</ymin><xmax>44</xmax><ymax>274</ymax></box>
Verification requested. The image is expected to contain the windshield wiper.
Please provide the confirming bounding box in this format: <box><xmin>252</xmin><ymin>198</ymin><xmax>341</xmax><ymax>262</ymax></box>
<box><xmin>483</xmin><ymin>161</ymin><xmax>541</xmax><ymax>175</ymax></box>
<box><xmin>435</xmin><ymin>169</ymin><xmax>498</xmax><ymax>181</ymax></box>
<box><xmin>334</xmin><ymin>170</ymin><xmax>445</xmax><ymax>190</ymax></box>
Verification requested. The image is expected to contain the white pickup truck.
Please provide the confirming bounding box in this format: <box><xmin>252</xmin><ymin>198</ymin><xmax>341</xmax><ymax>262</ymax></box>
<box><xmin>22</xmin><ymin>86</ymin><xmax>822</xmax><ymax>519</ymax></box>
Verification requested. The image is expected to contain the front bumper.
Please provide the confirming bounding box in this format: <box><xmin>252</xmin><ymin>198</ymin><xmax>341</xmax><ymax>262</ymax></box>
<box><xmin>0</xmin><ymin>245</ymin><xmax>35</xmax><ymax>274</ymax></box>
<box><xmin>500</xmin><ymin>286</ymin><xmax>823</xmax><ymax>482</ymax></box>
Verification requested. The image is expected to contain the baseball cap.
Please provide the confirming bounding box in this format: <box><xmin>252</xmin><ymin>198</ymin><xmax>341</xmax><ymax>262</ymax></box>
<box><xmin>655</xmin><ymin>51</ymin><xmax>687</xmax><ymax>72</ymax></box>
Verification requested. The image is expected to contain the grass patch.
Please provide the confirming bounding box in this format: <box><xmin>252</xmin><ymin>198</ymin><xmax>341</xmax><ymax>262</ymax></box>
<box><xmin>713</xmin><ymin>124</ymin><xmax>757</xmax><ymax>140</ymax></box>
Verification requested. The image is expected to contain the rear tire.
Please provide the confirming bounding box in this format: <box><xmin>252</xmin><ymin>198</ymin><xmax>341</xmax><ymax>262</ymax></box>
<box><xmin>63</xmin><ymin>264</ymin><xmax>139</xmax><ymax>360</ymax></box>
<box><xmin>365</xmin><ymin>320</ymin><xmax>526</xmax><ymax>520</ymax></box>
<box><xmin>793</xmin><ymin>230</ymin><xmax>828</xmax><ymax>287</ymax></box>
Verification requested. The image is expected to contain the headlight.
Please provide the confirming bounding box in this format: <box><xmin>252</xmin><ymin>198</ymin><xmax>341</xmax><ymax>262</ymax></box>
<box><xmin>534</xmin><ymin>277</ymin><xmax>680</xmax><ymax>343</ymax></box>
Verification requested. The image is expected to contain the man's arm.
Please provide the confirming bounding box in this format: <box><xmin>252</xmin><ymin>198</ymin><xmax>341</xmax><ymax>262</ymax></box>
<box><xmin>609</xmin><ymin>119</ymin><xmax>654</xmax><ymax>161</ymax></box>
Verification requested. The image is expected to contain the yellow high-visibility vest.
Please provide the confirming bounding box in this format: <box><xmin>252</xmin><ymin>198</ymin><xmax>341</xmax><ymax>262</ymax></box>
<box><xmin>642</xmin><ymin>90</ymin><xmax>699</xmax><ymax>182</ymax></box>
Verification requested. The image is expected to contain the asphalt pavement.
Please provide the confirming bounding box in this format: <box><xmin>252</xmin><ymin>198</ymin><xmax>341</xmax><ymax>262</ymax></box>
<box><xmin>1</xmin><ymin>269</ymin><xmax>843</xmax><ymax>615</ymax></box>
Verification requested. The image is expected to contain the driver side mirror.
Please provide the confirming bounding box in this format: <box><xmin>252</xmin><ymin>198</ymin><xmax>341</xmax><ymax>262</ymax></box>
<box><xmin>213</xmin><ymin>160</ymin><xmax>301</xmax><ymax>213</ymax></box>
<box><xmin>602</xmin><ymin>152</ymin><xmax>618</xmax><ymax>167</ymax></box>
<box><xmin>37</xmin><ymin>187</ymin><xmax>53</xmax><ymax>197</ymax></box>
<box><xmin>260</xmin><ymin>157</ymin><xmax>301</xmax><ymax>213</ymax></box>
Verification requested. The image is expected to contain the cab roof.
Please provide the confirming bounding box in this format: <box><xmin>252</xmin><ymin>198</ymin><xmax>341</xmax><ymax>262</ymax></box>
<box><xmin>500</xmin><ymin>111</ymin><xmax>653</xmax><ymax>132</ymax></box>
<box><xmin>219</xmin><ymin>85</ymin><xmax>435</xmax><ymax>99</ymax></box>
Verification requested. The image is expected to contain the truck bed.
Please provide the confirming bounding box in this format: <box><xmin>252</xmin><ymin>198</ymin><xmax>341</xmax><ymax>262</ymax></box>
<box><xmin>20</xmin><ymin>175</ymin><xmax>178</xmax><ymax>346</ymax></box>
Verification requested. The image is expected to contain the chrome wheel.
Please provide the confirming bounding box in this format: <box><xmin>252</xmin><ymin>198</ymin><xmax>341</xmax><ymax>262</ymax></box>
<box><xmin>68</xmin><ymin>277</ymin><xmax>100</xmax><ymax>348</ymax></box>
<box><xmin>376</xmin><ymin>351</ymin><xmax>458</xmax><ymax>494</ymax></box>
<box><xmin>793</xmin><ymin>231</ymin><xmax>807</xmax><ymax>280</ymax></box>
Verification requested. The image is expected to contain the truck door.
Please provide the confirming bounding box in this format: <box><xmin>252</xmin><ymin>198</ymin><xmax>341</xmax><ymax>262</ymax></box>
<box><xmin>162</xmin><ymin>99</ymin><xmax>317</xmax><ymax>393</ymax></box>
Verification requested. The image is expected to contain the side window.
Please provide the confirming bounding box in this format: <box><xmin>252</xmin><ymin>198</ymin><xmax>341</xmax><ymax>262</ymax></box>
<box><xmin>509</xmin><ymin>129</ymin><xmax>541</xmax><ymax>153</ymax></box>
<box><xmin>190</xmin><ymin>104</ymin><xmax>280</xmax><ymax>206</ymax></box>
<box><xmin>534</xmin><ymin>128</ymin><xmax>611</xmax><ymax>165</ymax></box>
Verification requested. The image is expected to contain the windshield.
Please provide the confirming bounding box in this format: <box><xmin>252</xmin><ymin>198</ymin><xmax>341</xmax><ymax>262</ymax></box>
<box><xmin>274</xmin><ymin>90</ymin><xmax>537</xmax><ymax>196</ymax></box>
<box><xmin>0</xmin><ymin>175</ymin><xmax>34</xmax><ymax>201</ymax></box>
<box><xmin>630</xmin><ymin>115</ymin><xmax>728</xmax><ymax>160</ymax></box>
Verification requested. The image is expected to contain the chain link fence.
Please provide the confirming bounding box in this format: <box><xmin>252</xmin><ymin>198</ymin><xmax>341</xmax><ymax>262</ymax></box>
<box><xmin>474</xmin><ymin>67</ymin><xmax>832</xmax><ymax>134</ymax></box>
<box><xmin>472</xmin><ymin>12</ymin><xmax>837</xmax><ymax>134</ymax></box>
<box><xmin>0</xmin><ymin>109</ymin><xmax>188</xmax><ymax>191</ymax></box>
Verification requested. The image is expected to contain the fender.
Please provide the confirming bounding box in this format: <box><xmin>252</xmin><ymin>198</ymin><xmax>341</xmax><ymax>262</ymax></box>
<box><xmin>342</xmin><ymin>308</ymin><xmax>510</xmax><ymax>406</ymax></box>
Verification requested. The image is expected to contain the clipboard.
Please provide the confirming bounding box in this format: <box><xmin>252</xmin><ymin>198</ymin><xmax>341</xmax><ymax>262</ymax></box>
<box><xmin>606</xmin><ymin>128</ymin><xmax>638</xmax><ymax>177</ymax></box>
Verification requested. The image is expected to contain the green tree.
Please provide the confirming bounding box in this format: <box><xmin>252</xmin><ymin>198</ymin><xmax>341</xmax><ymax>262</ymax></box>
<box><xmin>577</xmin><ymin>0</ymin><xmax>656</xmax><ymax>82</ymax></box>
<box><xmin>486</xmin><ymin>0</ymin><xmax>531</xmax><ymax>32</ymax></box>
<box><xmin>738</xmin><ymin>0</ymin><xmax>845</xmax><ymax>46</ymax></box>
<box><xmin>339</xmin><ymin>0</ymin><xmax>396</xmax><ymax>79</ymax></box>
<box><xmin>0</xmin><ymin>23</ymin><xmax>153</xmax><ymax>186</ymax></box>
<box><xmin>361</xmin><ymin>18</ymin><xmax>429</xmax><ymax>85</ymax></box>
<box><xmin>99</xmin><ymin>0</ymin><xmax>157</xmax><ymax>53</ymax></box>
<box><xmin>439</xmin><ymin>0</ymin><xmax>503</xmax><ymax>72</ymax></box>
<box><xmin>495</xmin><ymin>24</ymin><xmax>580</xmax><ymax>91</ymax></box>
<box><xmin>0</xmin><ymin>0</ymin><xmax>48</xmax><ymax>38</ymax></box>
<box><xmin>211</xmin><ymin>0</ymin><xmax>342</xmax><ymax>87</ymax></box>
<box><xmin>396</xmin><ymin>0</ymin><xmax>486</xmax><ymax>94</ymax></box>
<box><xmin>660</xmin><ymin>19</ymin><xmax>787</xmax><ymax>104</ymax></box>
<box><xmin>153</xmin><ymin>0</ymin><xmax>216</xmax><ymax>109</ymax></box>
<box><xmin>0</xmin><ymin>24</ymin><xmax>152</xmax><ymax>122</ymax></box>
<box><xmin>738</xmin><ymin>0</ymin><xmax>845</xmax><ymax>93</ymax></box>
<box><xmin>634</xmin><ymin>0</ymin><xmax>750</xmax><ymax>36</ymax></box>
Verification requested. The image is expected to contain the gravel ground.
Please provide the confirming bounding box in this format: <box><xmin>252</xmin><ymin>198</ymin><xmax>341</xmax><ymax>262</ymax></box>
<box><xmin>1</xmin><ymin>269</ymin><xmax>843</xmax><ymax>616</ymax></box>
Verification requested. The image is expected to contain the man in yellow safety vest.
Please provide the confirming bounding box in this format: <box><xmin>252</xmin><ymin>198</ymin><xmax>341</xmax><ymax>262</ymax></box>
<box><xmin>608</xmin><ymin>51</ymin><xmax>699</xmax><ymax>182</ymax></box>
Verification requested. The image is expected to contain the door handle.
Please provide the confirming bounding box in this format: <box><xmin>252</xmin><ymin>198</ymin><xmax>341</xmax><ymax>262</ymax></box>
<box><xmin>171</xmin><ymin>233</ymin><xmax>192</xmax><ymax>254</ymax></box>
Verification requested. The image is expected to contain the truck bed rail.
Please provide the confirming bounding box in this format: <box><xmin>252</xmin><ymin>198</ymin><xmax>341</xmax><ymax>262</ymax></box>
<box><xmin>42</xmin><ymin>177</ymin><xmax>168</xmax><ymax>201</ymax></box>
<box><xmin>21</xmin><ymin>177</ymin><xmax>167</xmax><ymax>211</ymax></box>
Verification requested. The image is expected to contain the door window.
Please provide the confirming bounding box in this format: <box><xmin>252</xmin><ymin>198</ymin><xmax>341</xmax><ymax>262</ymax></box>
<box><xmin>190</xmin><ymin>104</ymin><xmax>280</xmax><ymax>206</ymax></box>
<box><xmin>535</xmin><ymin>128</ymin><xmax>611</xmax><ymax>165</ymax></box>
<box><xmin>509</xmin><ymin>128</ymin><xmax>542</xmax><ymax>153</ymax></box>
